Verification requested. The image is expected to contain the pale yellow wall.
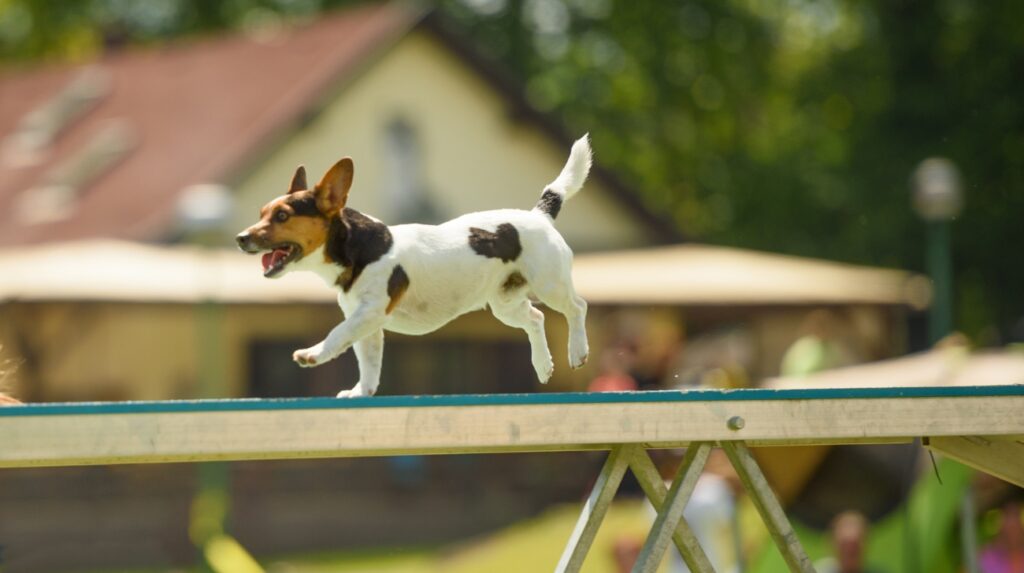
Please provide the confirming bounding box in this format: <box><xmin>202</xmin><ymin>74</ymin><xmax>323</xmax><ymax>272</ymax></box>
<box><xmin>0</xmin><ymin>301</ymin><xmax>568</xmax><ymax>401</ymax></box>
<box><xmin>0</xmin><ymin>303</ymin><xmax>342</xmax><ymax>401</ymax></box>
<box><xmin>230</xmin><ymin>31</ymin><xmax>658</xmax><ymax>251</ymax></box>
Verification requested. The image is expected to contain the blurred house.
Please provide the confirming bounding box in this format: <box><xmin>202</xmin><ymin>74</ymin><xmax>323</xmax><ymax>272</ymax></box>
<box><xmin>0</xmin><ymin>2</ymin><xmax>934</xmax><ymax>571</ymax></box>
<box><xmin>0</xmin><ymin>3</ymin><xmax>674</xmax><ymax>250</ymax></box>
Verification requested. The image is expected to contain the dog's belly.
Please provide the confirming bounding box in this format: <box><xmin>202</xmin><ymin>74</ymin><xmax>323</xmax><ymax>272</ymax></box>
<box><xmin>383</xmin><ymin>279</ymin><xmax>490</xmax><ymax>335</ymax></box>
<box><xmin>384</xmin><ymin>292</ymin><xmax>485</xmax><ymax>335</ymax></box>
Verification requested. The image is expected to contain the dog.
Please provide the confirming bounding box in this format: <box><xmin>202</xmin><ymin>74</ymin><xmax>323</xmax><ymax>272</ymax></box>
<box><xmin>237</xmin><ymin>135</ymin><xmax>592</xmax><ymax>397</ymax></box>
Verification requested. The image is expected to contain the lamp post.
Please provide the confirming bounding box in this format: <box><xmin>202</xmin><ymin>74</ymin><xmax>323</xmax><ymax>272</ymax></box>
<box><xmin>911</xmin><ymin>158</ymin><xmax>975</xmax><ymax>573</ymax></box>
<box><xmin>911</xmin><ymin>158</ymin><xmax>963</xmax><ymax>344</ymax></box>
<box><xmin>177</xmin><ymin>184</ymin><xmax>236</xmax><ymax>572</ymax></box>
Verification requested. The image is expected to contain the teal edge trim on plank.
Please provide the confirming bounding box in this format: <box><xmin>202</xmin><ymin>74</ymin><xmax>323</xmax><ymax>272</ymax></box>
<box><xmin>0</xmin><ymin>385</ymin><xmax>1022</xmax><ymax>418</ymax></box>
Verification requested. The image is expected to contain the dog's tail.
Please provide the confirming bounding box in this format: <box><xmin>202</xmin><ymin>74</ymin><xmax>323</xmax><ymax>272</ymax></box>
<box><xmin>534</xmin><ymin>134</ymin><xmax>592</xmax><ymax>220</ymax></box>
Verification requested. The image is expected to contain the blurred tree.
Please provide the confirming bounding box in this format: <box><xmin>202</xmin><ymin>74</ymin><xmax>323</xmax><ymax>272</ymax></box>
<box><xmin>1</xmin><ymin>0</ymin><xmax>1022</xmax><ymax>340</ymax></box>
<box><xmin>440</xmin><ymin>0</ymin><xmax>1024</xmax><ymax>342</ymax></box>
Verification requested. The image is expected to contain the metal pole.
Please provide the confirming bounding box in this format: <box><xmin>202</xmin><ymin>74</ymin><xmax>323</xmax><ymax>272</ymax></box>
<box><xmin>927</xmin><ymin>220</ymin><xmax>954</xmax><ymax>344</ymax></box>
<box><xmin>959</xmin><ymin>488</ymin><xmax>980</xmax><ymax>573</ymax></box>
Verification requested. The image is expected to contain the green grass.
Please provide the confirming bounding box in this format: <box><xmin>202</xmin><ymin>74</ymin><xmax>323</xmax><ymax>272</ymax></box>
<box><xmin>262</xmin><ymin>500</ymin><xmax>659</xmax><ymax>573</ymax></box>
<box><xmin>81</xmin><ymin>500</ymin><xmax>660</xmax><ymax>573</ymax></box>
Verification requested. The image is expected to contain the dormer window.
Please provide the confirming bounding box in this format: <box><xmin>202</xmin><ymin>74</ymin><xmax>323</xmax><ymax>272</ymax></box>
<box><xmin>383</xmin><ymin>117</ymin><xmax>442</xmax><ymax>223</ymax></box>
<box><xmin>2</xmin><ymin>67</ymin><xmax>110</xmax><ymax>168</ymax></box>
<box><xmin>15</xmin><ymin>119</ymin><xmax>135</xmax><ymax>225</ymax></box>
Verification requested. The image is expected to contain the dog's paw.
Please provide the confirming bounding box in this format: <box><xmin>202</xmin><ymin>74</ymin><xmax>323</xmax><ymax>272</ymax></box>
<box><xmin>534</xmin><ymin>358</ymin><xmax>554</xmax><ymax>385</ymax></box>
<box><xmin>569</xmin><ymin>337</ymin><xmax>589</xmax><ymax>370</ymax></box>
<box><xmin>337</xmin><ymin>385</ymin><xmax>375</xmax><ymax>398</ymax></box>
<box><xmin>293</xmin><ymin>345</ymin><xmax>325</xmax><ymax>368</ymax></box>
<box><xmin>570</xmin><ymin>352</ymin><xmax>589</xmax><ymax>370</ymax></box>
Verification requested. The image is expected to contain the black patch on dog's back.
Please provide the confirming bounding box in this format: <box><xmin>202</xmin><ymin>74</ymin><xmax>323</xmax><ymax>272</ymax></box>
<box><xmin>288</xmin><ymin>195</ymin><xmax>320</xmax><ymax>217</ymax></box>
<box><xmin>468</xmin><ymin>223</ymin><xmax>521</xmax><ymax>263</ymax></box>
<box><xmin>502</xmin><ymin>271</ymin><xmax>527</xmax><ymax>292</ymax></box>
<box><xmin>327</xmin><ymin>208</ymin><xmax>394</xmax><ymax>292</ymax></box>
<box><xmin>387</xmin><ymin>265</ymin><xmax>410</xmax><ymax>314</ymax></box>
<box><xmin>535</xmin><ymin>189</ymin><xmax>562</xmax><ymax>219</ymax></box>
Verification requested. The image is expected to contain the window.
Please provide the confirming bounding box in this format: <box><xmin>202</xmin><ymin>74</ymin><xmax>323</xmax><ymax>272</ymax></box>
<box><xmin>383</xmin><ymin>117</ymin><xmax>442</xmax><ymax>223</ymax></box>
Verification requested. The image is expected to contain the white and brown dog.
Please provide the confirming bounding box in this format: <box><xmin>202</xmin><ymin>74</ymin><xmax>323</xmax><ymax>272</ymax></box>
<box><xmin>237</xmin><ymin>136</ymin><xmax>592</xmax><ymax>397</ymax></box>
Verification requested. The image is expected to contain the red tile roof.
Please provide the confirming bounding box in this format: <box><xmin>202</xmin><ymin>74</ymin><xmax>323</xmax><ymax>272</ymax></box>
<box><xmin>0</xmin><ymin>3</ymin><xmax>416</xmax><ymax>245</ymax></box>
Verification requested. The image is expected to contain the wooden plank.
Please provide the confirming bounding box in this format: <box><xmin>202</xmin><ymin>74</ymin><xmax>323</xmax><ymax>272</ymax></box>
<box><xmin>722</xmin><ymin>441</ymin><xmax>814</xmax><ymax>573</ymax></box>
<box><xmin>927</xmin><ymin>436</ymin><xmax>1024</xmax><ymax>488</ymax></box>
<box><xmin>1</xmin><ymin>394</ymin><xmax>1023</xmax><ymax>468</ymax></box>
<box><xmin>555</xmin><ymin>446</ymin><xmax>631</xmax><ymax>573</ymax></box>
<box><xmin>2</xmin><ymin>384</ymin><xmax>1022</xmax><ymax>416</ymax></box>
<box><xmin>627</xmin><ymin>448</ymin><xmax>715</xmax><ymax>572</ymax></box>
<box><xmin>632</xmin><ymin>443</ymin><xmax>713</xmax><ymax>573</ymax></box>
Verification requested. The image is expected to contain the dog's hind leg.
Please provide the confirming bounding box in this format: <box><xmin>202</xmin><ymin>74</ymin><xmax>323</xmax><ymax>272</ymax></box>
<box><xmin>491</xmin><ymin>298</ymin><xmax>554</xmax><ymax>384</ymax></box>
<box><xmin>338</xmin><ymin>329</ymin><xmax>384</xmax><ymax>398</ymax></box>
<box><xmin>532</xmin><ymin>280</ymin><xmax>589</xmax><ymax>370</ymax></box>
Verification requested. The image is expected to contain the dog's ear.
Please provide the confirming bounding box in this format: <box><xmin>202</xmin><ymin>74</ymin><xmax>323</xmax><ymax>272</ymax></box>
<box><xmin>288</xmin><ymin>165</ymin><xmax>307</xmax><ymax>194</ymax></box>
<box><xmin>315</xmin><ymin>157</ymin><xmax>353</xmax><ymax>215</ymax></box>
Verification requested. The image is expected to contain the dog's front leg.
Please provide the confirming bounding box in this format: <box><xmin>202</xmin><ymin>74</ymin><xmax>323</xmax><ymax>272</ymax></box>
<box><xmin>336</xmin><ymin>329</ymin><xmax>384</xmax><ymax>398</ymax></box>
<box><xmin>293</xmin><ymin>301</ymin><xmax>386</xmax><ymax>369</ymax></box>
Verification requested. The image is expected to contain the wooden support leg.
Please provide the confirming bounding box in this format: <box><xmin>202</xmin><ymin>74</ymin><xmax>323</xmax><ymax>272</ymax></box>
<box><xmin>627</xmin><ymin>446</ymin><xmax>716</xmax><ymax>572</ymax></box>
<box><xmin>632</xmin><ymin>443</ymin><xmax>714</xmax><ymax>573</ymax></box>
<box><xmin>721</xmin><ymin>441</ymin><xmax>815</xmax><ymax>573</ymax></box>
<box><xmin>556</xmin><ymin>445</ymin><xmax>631</xmax><ymax>573</ymax></box>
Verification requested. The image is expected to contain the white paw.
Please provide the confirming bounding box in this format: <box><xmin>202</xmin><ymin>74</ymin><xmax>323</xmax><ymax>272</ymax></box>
<box><xmin>337</xmin><ymin>385</ymin><xmax>375</xmax><ymax>398</ymax></box>
<box><xmin>570</xmin><ymin>352</ymin><xmax>589</xmax><ymax>370</ymax></box>
<box><xmin>293</xmin><ymin>344</ymin><xmax>326</xmax><ymax>368</ymax></box>
<box><xmin>569</xmin><ymin>339</ymin><xmax>589</xmax><ymax>370</ymax></box>
<box><xmin>534</xmin><ymin>356</ymin><xmax>554</xmax><ymax>384</ymax></box>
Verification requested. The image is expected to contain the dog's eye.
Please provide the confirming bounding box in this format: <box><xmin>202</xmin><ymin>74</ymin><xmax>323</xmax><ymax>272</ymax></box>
<box><xmin>275</xmin><ymin>210</ymin><xmax>290</xmax><ymax>223</ymax></box>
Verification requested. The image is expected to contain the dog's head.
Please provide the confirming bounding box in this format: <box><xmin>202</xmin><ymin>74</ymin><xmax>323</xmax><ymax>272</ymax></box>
<box><xmin>236</xmin><ymin>158</ymin><xmax>353</xmax><ymax>278</ymax></box>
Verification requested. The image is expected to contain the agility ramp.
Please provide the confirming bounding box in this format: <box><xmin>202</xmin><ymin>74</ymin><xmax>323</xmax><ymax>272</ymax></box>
<box><xmin>2</xmin><ymin>385</ymin><xmax>1022</xmax><ymax>572</ymax></box>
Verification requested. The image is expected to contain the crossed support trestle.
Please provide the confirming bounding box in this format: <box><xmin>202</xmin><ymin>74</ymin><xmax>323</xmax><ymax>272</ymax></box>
<box><xmin>556</xmin><ymin>441</ymin><xmax>815</xmax><ymax>573</ymax></box>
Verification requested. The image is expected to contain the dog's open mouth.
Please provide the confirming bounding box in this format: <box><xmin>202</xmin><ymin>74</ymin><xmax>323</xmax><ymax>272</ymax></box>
<box><xmin>261</xmin><ymin>243</ymin><xmax>301</xmax><ymax>277</ymax></box>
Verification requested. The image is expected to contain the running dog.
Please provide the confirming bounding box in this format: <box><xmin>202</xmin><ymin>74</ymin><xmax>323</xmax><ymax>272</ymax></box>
<box><xmin>237</xmin><ymin>136</ymin><xmax>592</xmax><ymax>397</ymax></box>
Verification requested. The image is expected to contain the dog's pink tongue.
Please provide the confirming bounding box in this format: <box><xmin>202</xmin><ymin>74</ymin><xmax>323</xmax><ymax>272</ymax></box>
<box><xmin>261</xmin><ymin>248</ymin><xmax>288</xmax><ymax>272</ymax></box>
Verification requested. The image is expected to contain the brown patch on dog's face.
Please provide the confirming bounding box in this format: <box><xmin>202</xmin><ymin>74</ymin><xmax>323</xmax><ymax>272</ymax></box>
<box><xmin>237</xmin><ymin>184</ymin><xmax>329</xmax><ymax>278</ymax></box>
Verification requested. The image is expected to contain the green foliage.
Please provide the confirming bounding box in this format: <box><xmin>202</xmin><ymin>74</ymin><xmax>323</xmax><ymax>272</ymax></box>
<box><xmin>442</xmin><ymin>0</ymin><xmax>1024</xmax><ymax>340</ymax></box>
<box><xmin>2</xmin><ymin>0</ymin><xmax>1022</xmax><ymax>338</ymax></box>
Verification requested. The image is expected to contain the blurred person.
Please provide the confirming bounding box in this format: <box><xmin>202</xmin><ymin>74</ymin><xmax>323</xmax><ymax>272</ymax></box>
<box><xmin>815</xmin><ymin>511</ymin><xmax>886</xmax><ymax>573</ymax></box>
<box><xmin>980</xmin><ymin>502</ymin><xmax>1024</xmax><ymax>573</ymax></box>
<box><xmin>781</xmin><ymin>310</ymin><xmax>856</xmax><ymax>377</ymax></box>
<box><xmin>659</xmin><ymin>449</ymin><xmax>743</xmax><ymax>573</ymax></box>
<box><xmin>612</xmin><ymin>536</ymin><xmax>642</xmax><ymax>573</ymax></box>
<box><xmin>588</xmin><ymin>342</ymin><xmax>639</xmax><ymax>392</ymax></box>
<box><xmin>664</xmin><ymin>327</ymin><xmax>754</xmax><ymax>390</ymax></box>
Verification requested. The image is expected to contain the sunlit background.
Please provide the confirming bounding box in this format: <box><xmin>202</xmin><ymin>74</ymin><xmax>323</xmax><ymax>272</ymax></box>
<box><xmin>0</xmin><ymin>0</ymin><xmax>1022</xmax><ymax>572</ymax></box>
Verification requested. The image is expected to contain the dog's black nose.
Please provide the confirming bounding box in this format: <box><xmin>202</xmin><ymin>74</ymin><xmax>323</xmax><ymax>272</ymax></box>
<box><xmin>236</xmin><ymin>232</ymin><xmax>250</xmax><ymax>249</ymax></box>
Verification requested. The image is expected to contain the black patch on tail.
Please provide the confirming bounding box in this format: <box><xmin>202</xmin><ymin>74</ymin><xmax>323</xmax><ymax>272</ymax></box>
<box><xmin>468</xmin><ymin>223</ymin><xmax>522</xmax><ymax>263</ymax></box>
<box><xmin>502</xmin><ymin>271</ymin><xmax>527</xmax><ymax>292</ymax></box>
<box><xmin>326</xmin><ymin>208</ymin><xmax>394</xmax><ymax>292</ymax></box>
<box><xmin>535</xmin><ymin>189</ymin><xmax>562</xmax><ymax>219</ymax></box>
<box><xmin>386</xmin><ymin>265</ymin><xmax>409</xmax><ymax>314</ymax></box>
